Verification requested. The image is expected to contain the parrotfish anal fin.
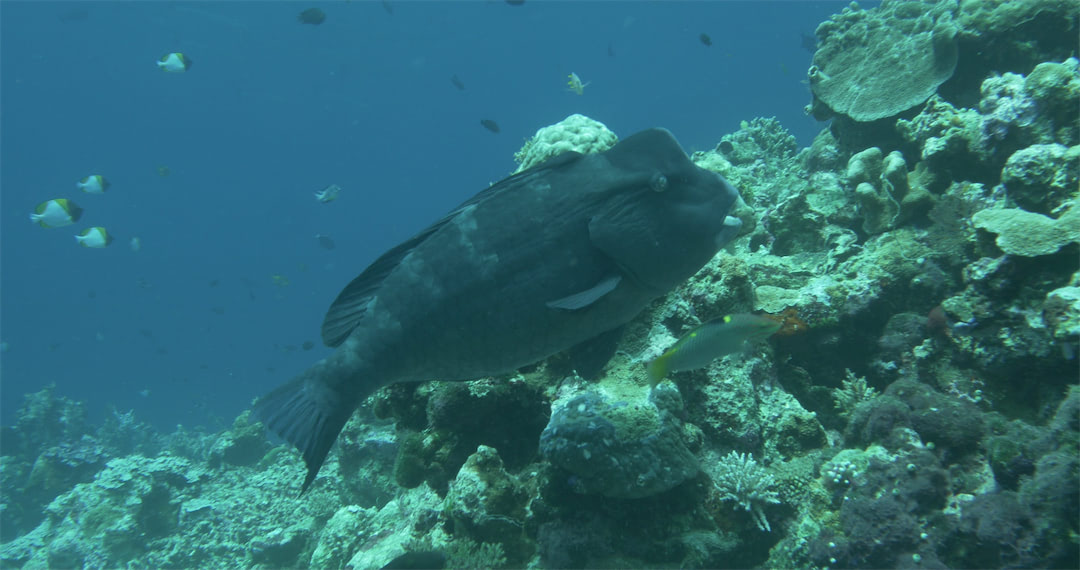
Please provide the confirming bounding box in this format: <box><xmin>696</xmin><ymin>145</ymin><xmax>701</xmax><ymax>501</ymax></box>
<box><xmin>253</xmin><ymin>368</ymin><xmax>356</xmax><ymax>494</ymax></box>
<box><xmin>545</xmin><ymin>274</ymin><xmax>621</xmax><ymax>310</ymax></box>
<box><xmin>565</xmin><ymin>325</ymin><xmax>624</xmax><ymax>379</ymax></box>
<box><xmin>322</xmin><ymin>155</ymin><xmax>588</xmax><ymax>347</ymax></box>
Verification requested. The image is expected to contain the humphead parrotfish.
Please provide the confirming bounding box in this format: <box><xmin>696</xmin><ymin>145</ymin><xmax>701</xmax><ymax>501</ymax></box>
<box><xmin>255</xmin><ymin>128</ymin><xmax>743</xmax><ymax>492</ymax></box>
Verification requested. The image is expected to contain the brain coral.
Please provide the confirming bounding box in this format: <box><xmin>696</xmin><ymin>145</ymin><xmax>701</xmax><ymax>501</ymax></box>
<box><xmin>808</xmin><ymin>0</ymin><xmax>959</xmax><ymax>122</ymax></box>
<box><xmin>513</xmin><ymin>114</ymin><xmax>617</xmax><ymax>172</ymax></box>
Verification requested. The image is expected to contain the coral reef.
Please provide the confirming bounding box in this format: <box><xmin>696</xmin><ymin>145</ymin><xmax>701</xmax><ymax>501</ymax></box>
<box><xmin>708</xmin><ymin>451</ymin><xmax>781</xmax><ymax>532</ymax></box>
<box><xmin>972</xmin><ymin>200</ymin><xmax>1080</xmax><ymax>257</ymax></box>
<box><xmin>2</xmin><ymin>3</ymin><xmax>1078</xmax><ymax>567</ymax></box>
<box><xmin>539</xmin><ymin>382</ymin><xmax>699</xmax><ymax>499</ymax></box>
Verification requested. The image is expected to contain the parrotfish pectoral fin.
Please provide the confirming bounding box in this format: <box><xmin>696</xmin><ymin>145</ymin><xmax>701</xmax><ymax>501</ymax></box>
<box><xmin>545</xmin><ymin>274</ymin><xmax>621</xmax><ymax>310</ymax></box>
<box><xmin>715</xmin><ymin>215</ymin><xmax>743</xmax><ymax>248</ymax></box>
<box><xmin>254</xmin><ymin>361</ymin><xmax>361</xmax><ymax>494</ymax></box>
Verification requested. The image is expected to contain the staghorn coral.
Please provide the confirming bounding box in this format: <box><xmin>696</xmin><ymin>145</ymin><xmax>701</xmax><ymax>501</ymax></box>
<box><xmin>709</xmin><ymin>450</ymin><xmax>781</xmax><ymax>532</ymax></box>
<box><xmin>834</xmin><ymin>370</ymin><xmax>879</xmax><ymax>418</ymax></box>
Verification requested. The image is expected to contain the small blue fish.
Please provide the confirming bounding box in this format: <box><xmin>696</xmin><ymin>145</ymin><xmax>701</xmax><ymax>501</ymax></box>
<box><xmin>647</xmin><ymin>314</ymin><xmax>781</xmax><ymax>385</ymax></box>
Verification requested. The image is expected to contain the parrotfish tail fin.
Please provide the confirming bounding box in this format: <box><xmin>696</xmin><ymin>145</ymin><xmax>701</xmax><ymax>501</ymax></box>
<box><xmin>646</xmin><ymin>356</ymin><xmax>668</xmax><ymax>388</ymax></box>
<box><xmin>254</xmin><ymin>368</ymin><xmax>357</xmax><ymax>495</ymax></box>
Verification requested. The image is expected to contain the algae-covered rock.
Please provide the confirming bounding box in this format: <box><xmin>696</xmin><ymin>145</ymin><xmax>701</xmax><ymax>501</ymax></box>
<box><xmin>512</xmin><ymin>114</ymin><xmax>617</xmax><ymax>172</ymax></box>
<box><xmin>1024</xmin><ymin>58</ymin><xmax>1080</xmax><ymax>133</ymax></box>
<box><xmin>539</xmin><ymin>383</ymin><xmax>698</xmax><ymax>498</ymax></box>
<box><xmin>1</xmin><ymin>385</ymin><xmax>88</xmax><ymax>459</ymax></box>
<box><xmin>343</xmin><ymin>487</ymin><xmax>446</xmax><ymax>569</ymax></box>
<box><xmin>978</xmin><ymin>71</ymin><xmax>1052</xmax><ymax>154</ymax></box>
<box><xmin>808</xmin><ymin>0</ymin><xmax>959</xmax><ymax>122</ymax></box>
<box><xmin>250</xmin><ymin>527</ymin><xmax>310</xmax><ymax>567</ymax></box>
<box><xmin>1043</xmin><ymin>285</ymin><xmax>1080</xmax><ymax>340</ymax></box>
<box><xmin>445</xmin><ymin>446</ymin><xmax>529</xmax><ymax>557</ymax></box>
<box><xmin>309</xmin><ymin>505</ymin><xmax>376</xmax><ymax>569</ymax></box>
<box><xmin>713</xmin><ymin>116</ymin><xmax>798</xmax><ymax>166</ymax></box>
<box><xmin>1001</xmin><ymin>143</ymin><xmax>1079</xmax><ymax>215</ymax></box>
<box><xmin>959</xmin><ymin>0</ymin><xmax>1077</xmax><ymax>36</ymax></box>
<box><xmin>896</xmin><ymin>95</ymin><xmax>986</xmax><ymax>165</ymax></box>
<box><xmin>0</xmin><ymin>455</ymin><xmax>211</xmax><ymax>568</ymax></box>
<box><xmin>207</xmin><ymin>410</ymin><xmax>269</xmax><ymax>468</ymax></box>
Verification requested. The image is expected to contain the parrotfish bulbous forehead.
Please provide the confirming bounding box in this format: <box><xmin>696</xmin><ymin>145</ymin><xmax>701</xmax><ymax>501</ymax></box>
<box><xmin>586</xmin><ymin>128</ymin><xmax>742</xmax><ymax>294</ymax></box>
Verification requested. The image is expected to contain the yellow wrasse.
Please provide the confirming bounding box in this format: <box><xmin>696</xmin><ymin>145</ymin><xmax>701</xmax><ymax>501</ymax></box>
<box><xmin>647</xmin><ymin>313</ymin><xmax>781</xmax><ymax>385</ymax></box>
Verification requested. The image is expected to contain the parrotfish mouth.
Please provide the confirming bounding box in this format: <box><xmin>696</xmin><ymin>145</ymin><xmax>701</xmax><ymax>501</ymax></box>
<box><xmin>714</xmin><ymin>216</ymin><xmax>743</xmax><ymax>248</ymax></box>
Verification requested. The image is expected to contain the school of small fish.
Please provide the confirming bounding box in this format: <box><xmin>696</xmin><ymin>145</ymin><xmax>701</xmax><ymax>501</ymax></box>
<box><xmin>29</xmin><ymin>175</ymin><xmax>116</xmax><ymax>249</ymax></box>
<box><xmin>27</xmin><ymin>50</ymin><xmax>198</xmax><ymax>248</ymax></box>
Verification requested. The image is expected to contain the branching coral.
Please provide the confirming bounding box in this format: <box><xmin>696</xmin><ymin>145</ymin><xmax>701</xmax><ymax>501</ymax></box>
<box><xmin>834</xmin><ymin>370</ymin><xmax>879</xmax><ymax>417</ymax></box>
<box><xmin>711</xmin><ymin>451</ymin><xmax>782</xmax><ymax>532</ymax></box>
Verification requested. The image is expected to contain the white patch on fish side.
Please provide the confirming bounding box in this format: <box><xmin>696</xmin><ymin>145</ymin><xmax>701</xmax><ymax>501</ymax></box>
<box><xmin>452</xmin><ymin>204</ymin><xmax>499</xmax><ymax>275</ymax></box>
<box><xmin>397</xmin><ymin>249</ymin><xmax>444</xmax><ymax>298</ymax></box>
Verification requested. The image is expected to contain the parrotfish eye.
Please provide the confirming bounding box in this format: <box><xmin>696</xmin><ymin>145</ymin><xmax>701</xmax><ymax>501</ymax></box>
<box><xmin>650</xmin><ymin>173</ymin><xmax>668</xmax><ymax>193</ymax></box>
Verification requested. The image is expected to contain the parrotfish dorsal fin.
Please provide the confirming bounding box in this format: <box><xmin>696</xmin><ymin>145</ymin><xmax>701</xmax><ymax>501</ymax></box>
<box><xmin>322</xmin><ymin>156</ymin><xmax>592</xmax><ymax>346</ymax></box>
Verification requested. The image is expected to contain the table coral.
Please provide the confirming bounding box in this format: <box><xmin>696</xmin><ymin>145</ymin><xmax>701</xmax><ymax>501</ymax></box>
<box><xmin>808</xmin><ymin>0</ymin><xmax>959</xmax><ymax>122</ymax></box>
<box><xmin>972</xmin><ymin>201</ymin><xmax>1080</xmax><ymax>257</ymax></box>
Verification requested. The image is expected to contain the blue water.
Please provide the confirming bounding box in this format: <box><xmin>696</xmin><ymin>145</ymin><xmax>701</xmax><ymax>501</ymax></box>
<box><xmin>0</xmin><ymin>1</ymin><xmax>855</xmax><ymax>431</ymax></box>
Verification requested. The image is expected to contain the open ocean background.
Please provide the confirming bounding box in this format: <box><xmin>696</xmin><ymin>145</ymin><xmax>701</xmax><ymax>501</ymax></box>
<box><xmin>1</xmin><ymin>1</ymin><xmax>861</xmax><ymax>432</ymax></box>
